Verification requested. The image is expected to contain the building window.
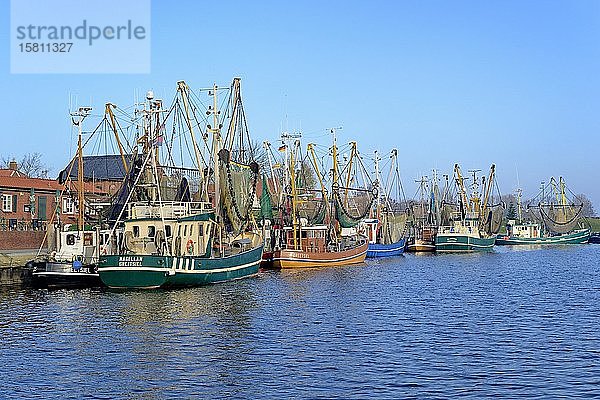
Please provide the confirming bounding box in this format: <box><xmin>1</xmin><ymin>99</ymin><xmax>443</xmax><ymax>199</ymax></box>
<box><xmin>84</xmin><ymin>233</ymin><xmax>93</xmax><ymax>246</ymax></box>
<box><xmin>2</xmin><ymin>195</ymin><xmax>13</xmax><ymax>212</ymax></box>
<box><xmin>63</xmin><ymin>198</ymin><xmax>75</xmax><ymax>214</ymax></box>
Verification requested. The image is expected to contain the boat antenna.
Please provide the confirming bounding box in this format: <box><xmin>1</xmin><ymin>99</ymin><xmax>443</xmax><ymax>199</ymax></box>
<box><xmin>70</xmin><ymin>106</ymin><xmax>92</xmax><ymax>232</ymax></box>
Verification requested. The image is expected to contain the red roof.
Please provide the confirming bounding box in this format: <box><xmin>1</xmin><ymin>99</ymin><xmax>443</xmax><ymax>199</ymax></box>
<box><xmin>0</xmin><ymin>175</ymin><xmax>63</xmax><ymax>192</ymax></box>
<box><xmin>0</xmin><ymin>175</ymin><xmax>106</xmax><ymax>195</ymax></box>
<box><xmin>0</xmin><ymin>169</ymin><xmax>28</xmax><ymax>178</ymax></box>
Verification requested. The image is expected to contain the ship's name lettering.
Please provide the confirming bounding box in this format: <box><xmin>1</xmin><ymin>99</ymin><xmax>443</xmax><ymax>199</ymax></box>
<box><xmin>119</xmin><ymin>256</ymin><xmax>143</xmax><ymax>267</ymax></box>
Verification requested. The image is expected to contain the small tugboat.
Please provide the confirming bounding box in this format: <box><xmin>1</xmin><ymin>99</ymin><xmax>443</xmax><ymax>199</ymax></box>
<box><xmin>29</xmin><ymin>226</ymin><xmax>113</xmax><ymax>289</ymax></box>
<box><xmin>495</xmin><ymin>179</ymin><xmax>590</xmax><ymax>245</ymax></box>
<box><xmin>30</xmin><ymin>106</ymin><xmax>120</xmax><ymax>289</ymax></box>
<box><xmin>435</xmin><ymin>164</ymin><xmax>504</xmax><ymax>252</ymax></box>
<box><xmin>364</xmin><ymin>149</ymin><xmax>407</xmax><ymax>258</ymax></box>
<box><xmin>98</xmin><ymin>79</ymin><xmax>264</xmax><ymax>288</ymax></box>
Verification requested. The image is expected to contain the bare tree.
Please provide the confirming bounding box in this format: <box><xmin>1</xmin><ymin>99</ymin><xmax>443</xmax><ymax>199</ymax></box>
<box><xmin>576</xmin><ymin>193</ymin><xmax>596</xmax><ymax>217</ymax></box>
<box><xmin>1</xmin><ymin>152</ymin><xmax>49</xmax><ymax>178</ymax></box>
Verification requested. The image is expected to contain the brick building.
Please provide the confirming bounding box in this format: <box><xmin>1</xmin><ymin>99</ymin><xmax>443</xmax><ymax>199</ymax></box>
<box><xmin>0</xmin><ymin>162</ymin><xmax>63</xmax><ymax>230</ymax></box>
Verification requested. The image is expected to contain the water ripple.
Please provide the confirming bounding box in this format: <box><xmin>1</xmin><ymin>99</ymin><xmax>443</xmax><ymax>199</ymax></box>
<box><xmin>1</xmin><ymin>246</ymin><xmax>600</xmax><ymax>398</ymax></box>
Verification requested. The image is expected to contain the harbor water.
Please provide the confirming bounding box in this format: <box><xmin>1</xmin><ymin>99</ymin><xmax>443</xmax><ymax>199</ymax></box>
<box><xmin>1</xmin><ymin>245</ymin><xmax>599</xmax><ymax>398</ymax></box>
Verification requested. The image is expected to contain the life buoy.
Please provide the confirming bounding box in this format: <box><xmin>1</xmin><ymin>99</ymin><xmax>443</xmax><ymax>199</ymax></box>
<box><xmin>186</xmin><ymin>239</ymin><xmax>194</xmax><ymax>254</ymax></box>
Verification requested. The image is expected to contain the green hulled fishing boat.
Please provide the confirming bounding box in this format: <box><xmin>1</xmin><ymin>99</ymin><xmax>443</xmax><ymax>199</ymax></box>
<box><xmin>98</xmin><ymin>79</ymin><xmax>263</xmax><ymax>288</ymax></box>
<box><xmin>496</xmin><ymin>179</ymin><xmax>590</xmax><ymax>246</ymax></box>
<box><xmin>435</xmin><ymin>164</ymin><xmax>504</xmax><ymax>253</ymax></box>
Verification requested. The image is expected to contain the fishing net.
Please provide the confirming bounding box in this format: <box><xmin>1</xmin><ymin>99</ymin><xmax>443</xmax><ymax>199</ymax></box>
<box><xmin>333</xmin><ymin>185</ymin><xmax>376</xmax><ymax>228</ymax></box>
<box><xmin>296</xmin><ymin>191</ymin><xmax>327</xmax><ymax>225</ymax></box>
<box><xmin>480</xmin><ymin>203</ymin><xmax>504</xmax><ymax>235</ymax></box>
<box><xmin>439</xmin><ymin>202</ymin><xmax>459</xmax><ymax>226</ymax></box>
<box><xmin>219</xmin><ymin>149</ymin><xmax>259</xmax><ymax>233</ymax></box>
<box><xmin>380</xmin><ymin>210</ymin><xmax>408</xmax><ymax>244</ymax></box>
<box><xmin>259</xmin><ymin>175</ymin><xmax>273</xmax><ymax>221</ymax></box>
<box><xmin>539</xmin><ymin>204</ymin><xmax>583</xmax><ymax>234</ymax></box>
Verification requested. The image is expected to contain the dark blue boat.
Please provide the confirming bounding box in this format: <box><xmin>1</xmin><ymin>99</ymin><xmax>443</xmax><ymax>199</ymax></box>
<box><xmin>367</xmin><ymin>238</ymin><xmax>406</xmax><ymax>258</ymax></box>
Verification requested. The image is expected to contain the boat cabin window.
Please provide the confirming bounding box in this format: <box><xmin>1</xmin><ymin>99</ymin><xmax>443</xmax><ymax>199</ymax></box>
<box><xmin>148</xmin><ymin>226</ymin><xmax>156</xmax><ymax>238</ymax></box>
<box><xmin>190</xmin><ymin>225</ymin><xmax>194</xmax><ymax>236</ymax></box>
<box><xmin>84</xmin><ymin>233</ymin><xmax>93</xmax><ymax>246</ymax></box>
<box><xmin>184</xmin><ymin>225</ymin><xmax>188</xmax><ymax>236</ymax></box>
<box><xmin>177</xmin><ymin>225</ymin><xmax>181</xmax><ymax>236</ymax></box>
<box><xmin>100</xmin><ymin>234</ymin><xmax>105</xmax><ymax>246</ymax></box>
<box><xmin>66</xmin><ymin>234</ymin><xmax>76</xmax><ymax>246</ymax></box>
<box><xmin>133</xmin><ymin>226</ymin><xmax>140</xmax><ymax>237</ymax></box>
<box><xmin>198</xmin><ymin>225</ymin><xmax>203</xmax><ymax>236</ymax></box>
<box><xmin>301</xmin><ymin>231</ymin><xmax>307</xmax><ymax>239</ymax></box>
<box><xmin>165</xmin><ymin>225</ymin><xmax>172</xmax><ymax>238</ymax></box>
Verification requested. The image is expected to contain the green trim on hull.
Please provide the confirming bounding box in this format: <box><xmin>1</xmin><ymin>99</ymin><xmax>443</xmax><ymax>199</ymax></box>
<box><xmin>98</xmin><ymin>245</ymin><xmax>263</xmax><ymax>289</ymax></box>
<box><xmin>495</xmin><ymin>229</ymin><xmax>590</xmax><ymax>245</ymax></box>
<box><xmin>435</xmin><ymin>234</ymin><xmax>495</xmax><ymax>252</ymax></box>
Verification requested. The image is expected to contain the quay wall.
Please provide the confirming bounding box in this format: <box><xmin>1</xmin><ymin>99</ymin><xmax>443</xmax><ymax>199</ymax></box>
<box><xmin>0</xmin><ymin>265</ymin><xmax>31</xmax><ymax>286</ymax></box>
<box><xmin>0</xmin><ymin>230</ymin><xmax>49</xmax><ymax>251</ymax></box>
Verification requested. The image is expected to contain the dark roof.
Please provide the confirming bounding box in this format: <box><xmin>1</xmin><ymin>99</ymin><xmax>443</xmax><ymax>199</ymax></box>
<box><xmin>61</xmin><ymin>154</ymin><xmax>131</xmax><ymax>181</ymax></box>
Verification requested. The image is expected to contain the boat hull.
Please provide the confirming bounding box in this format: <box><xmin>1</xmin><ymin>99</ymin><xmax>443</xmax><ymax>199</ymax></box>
<box><xmin>435</xmin><ymin>234</ymin><xmax>495</xmax><ymax>252</ymax></box>
<box><xmin>272</xmin><ymin>241</ymin><xmax>368</xmax><ymax>268</ymax></box>
<box><xmin>366</xmin><ymin>238</ymin><xmax>406</xmax><ymax>258</ymax></box>
<box><xmin>30</xmin><ymin>261</ymin><xmax>102</xmax><ymax>289</ymax></box>
<box><xmin>406</xmin><ymin>238</ymin><xmax>436</xmax><ymax>252</ymax></box>
<box><xmin>495</xmin><ymin>229</ymin><xmax>590</xmax><ymax>245</ymax></box>
<box><xmin>98</xmin><ymin>245</ymin><xmax>263</xmax><ymax>289</ymax></box>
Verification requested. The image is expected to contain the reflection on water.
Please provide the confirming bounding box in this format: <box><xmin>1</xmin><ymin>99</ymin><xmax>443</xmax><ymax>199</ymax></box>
<box><xmin>1</xmin><ymin>246</ymin><xmax>600</xmax><ymax>398</ymax></box>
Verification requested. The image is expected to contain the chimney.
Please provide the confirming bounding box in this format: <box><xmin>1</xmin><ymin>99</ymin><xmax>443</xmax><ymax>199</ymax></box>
<box><xmin>8</xmin><ymin>161</ymin><xmax>18</xmax><ymax>171</ymax></box>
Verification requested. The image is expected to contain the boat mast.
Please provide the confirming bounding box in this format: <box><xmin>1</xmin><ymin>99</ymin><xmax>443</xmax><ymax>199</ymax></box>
<box><xmin>307</xmin><ymin>143</ymin><xmax>328</xmax><ymax>205</ymax></box>
<box><xmin>208</xmin><ymin>83</ymin><xmax>222</xmax><ymax>253</ymax></box>
<box><xmin>454</xmin><ymin>164</ymin><xmax>470</xmax><ymax>214</ymax></box>
<box><xmin>559</xmin><ymin>177</ymin><xmax>567</xmax><ymax>207</ymax></box>
<box><xmin>289</xmin><ymin>140</ymin><xmax>299</xmax><ymax>249</ymax></box>
<box><xmin>468</xmin><ymin>169</ymin><xmax>482</xmax><ymax>215</ymax></box>
<box><xmin>343</xmin><ymin>141</ymin><xmax>357</xmax><ymax>207</ymax></box>
<box><xmin>431</xmin><ymin>169</ymin><xmax>441</xmax><ymax>226</ymax></box>
<box><xmin>70</xmin><ymin>106</ymin><xmax>91</xmax><ymax>232</ymax></box>
<box><xmin>263</xmin><ymin>141</ymin><xmax>280</xmax><ymax>200</ymax></box>
<box><xmin>105</xmin><ymin>103</ymin><xmax>129</xmax><ymax>175</ymax></box>
<box><xmin>480</xmin><ymin>164</ymin><xmax>495</xmax><ymax>219</ymax></box>
<box><xmin>516</xmin><ymin>188</ymin><xmax>523</xmax><ymax>223</ymax></box>
<box><xmin>373</xmin><ymin>150</ymin><xmax>381</xmax><ymax>221</ymax></box>
<box><xmin>177</xmin><ymin>81</ymin><xmax>208</xmax><ymax>202</ymax></box>
<box><xmin>414</xmin><ymin>176</ymin><xmax>427</xmax><ymax>228</ymax></box>
<box><xmin>330</xmin><ymin>127</ymin><xmax>342</xmax><ymax>187</ymax></box>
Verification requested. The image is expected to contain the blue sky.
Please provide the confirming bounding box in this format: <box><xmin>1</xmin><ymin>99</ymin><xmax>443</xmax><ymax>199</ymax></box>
<box><xmin>1</xmin><ymin>0</ymin><xmax>599</xmax><ymax>210</ymax></box>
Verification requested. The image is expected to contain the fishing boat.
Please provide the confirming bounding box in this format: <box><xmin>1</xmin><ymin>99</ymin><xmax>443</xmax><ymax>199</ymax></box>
<box><xmin>496</xmin><ymin>179</ymin><xmax>590</xmax><ymax>245</ymax></box>
<box><xmin>406</xmin><ymin>172</ymin><xmax>442</xmax><ymax>252</ymax></box>
<box><xmin>267</xmin><ymin>129</ymin><xmax>369</xmax><ymax>268</ymax></box>
<box><xmin>435</xmin><ymin>164</ymin><xmax>504</xmax><ymax>252</ymax></box>
<box><xmin>98</xmin><ymin>79</ymin><xmax>263</xmax><ymax>289</ymax></box>
<box><xmin>364</xmin><ymin>149</ymin><xmax>408</xmax><ymax>258</ymax></box>
<box><xmin>30</xmin><ymin>106</ymin><xmax>122</xmax><ymax>289</ymax></box>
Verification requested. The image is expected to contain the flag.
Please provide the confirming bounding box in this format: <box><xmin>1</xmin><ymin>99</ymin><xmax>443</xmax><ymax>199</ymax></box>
<box><xmin>278</xmin><ymin>144</ymin><xmax>286</xmax><ymax>151</ymax></box>
<box><xmin>153</xmin><ymin>135</ymin><xmax>164</xmax><ymax>147</ymax></box>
